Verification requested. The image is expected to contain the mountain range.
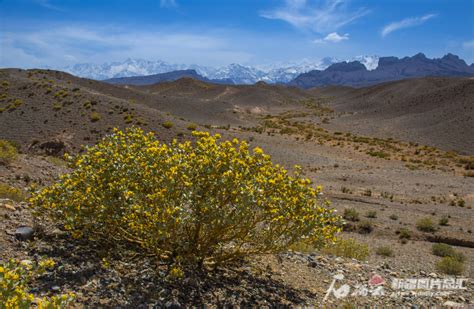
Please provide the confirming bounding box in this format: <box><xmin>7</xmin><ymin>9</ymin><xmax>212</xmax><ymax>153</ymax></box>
<box><xmin>64</xmin><ymin>56</ymin><xmax>379</xmax><ymax>84</ymax></box>
<box><xmin>290</xmin><ymin>53</ymin><xmax>474</xmax><ymax>88</ymax></box>
<box><xmin>64</xmin><ymin>53</ymin><xmax>474</xmax><ymax>88</ymax></box>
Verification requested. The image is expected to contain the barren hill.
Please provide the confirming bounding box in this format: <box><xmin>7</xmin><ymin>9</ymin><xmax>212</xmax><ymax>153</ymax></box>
<box><xmin>0</xmin><ymin>69</ymin><xmax>314</xmax><ymax>152</ymax></box>
<box><xmin>0</xmin><ymin>69</ymin><xmax>186</xmax><ymax>153</ymax></box>
<box><xmin>317</xmin><ymin>77</ymin><xmax>474</xmax><ymax>154</ymax></box>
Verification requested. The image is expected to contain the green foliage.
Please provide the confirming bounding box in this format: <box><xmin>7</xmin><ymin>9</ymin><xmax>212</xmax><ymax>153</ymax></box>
<box><xmin>124</xmin><ymin>114</ymin><xmax>133</xmax><ymax>124</ymax></box>
<box><xmin>31</xmin><ymin>128</ymin><xmax>341</xmax><ymax>266</ymax></box>
<box><xmin>436</xmin><ymin>256</ymin><xmax>464</xmax><ymax>275</ymax></box>
<box><xmin>343</xmin><ymin>208</ymin><xmax>359</xmax><ymax>222</ymax></box>
<box><xmin>186</xmin><ymin>123</ymin><xmax>197</xmax><ymax>131</ymax></box>
<box><xmin>397</xmin><ymin>228</ymin><xmax>411</xmax><ymax>240</ymax></box>
<box><xmin>0</xmin><ymin>183</ymin><xmax>24</xmax><ymax>202</ymax></box>
<box><xmin>0</xmin><ymin>259</ymin><xmax>75</xmax><ymax>308</ymax></box>
<box><xmin>357</xmin><ymin>221</ymin><xmax>373</xmax><ymax>234</ymax></box>
<box><xmin>431</xmin><ymin>243</ymin><xmax>465</xmax><ymax>262</ymax></box>
<box><xmin>162</xmin><ymin>121</ymin><xmax>174</xmax><ymax>129</ymax></box>
<box><xmin>366</xmin><ymin>150</ymin><xmax>390</xmax><ymax>159</ymax></box>
<box><xmin>438</xmin><ymin>216</ymin><xmax>449</xmax><ymax>226</ymax></box>
<box><xmin>323</xmin><ymin>238</ymin><xmax>369</xmax><ymax>260</ymax></box>
<box><xmin>90</xmin><ymin>112</ymin><xmax>101</xmax><ymax>122</ymax></box>
<box><xmin>416</xmin><ymin>217</ymin><xmax>437</xmax><ymax>233</ymax></box>
<box><xmin>0</xmin><ymin>140</ymin><xmax>18</xmax><ymax>165</ymax></box>
<box><xmin>365</xmin><ymin>210</ymin><xmax>377</xmax><ymax>218</ymax></box>
<box><xmin>375</xmin><ymin>246</ymin><xmax>393</xmax><ymax>257</ymax></box>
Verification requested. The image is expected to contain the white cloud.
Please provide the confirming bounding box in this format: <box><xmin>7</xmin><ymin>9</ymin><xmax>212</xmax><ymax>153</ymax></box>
<box><xmin>314</xmin><ymin>32</ymin><xmax>349</xmax><ymax>43</ymax></box>
<box><xmin>381</xmin><ymin>14</ymin><xmax>437</xmax><ymax>37</ymax></box>
<box><xmin>34</xmin><ymin>0</ymin><xmax>65</xmax><ymax>11</ymax></box>
<box><xmin>463</xmin><ymin>40</ymin><xmax>474</xmax><ymax>49</ymax></box>
<box><xmin>0</xmin><ymin>25</ymin><xmax>255</xmax><ymax>68</ymax></box>
<box><xmin>260</xmin><ymin>0</ymin><xmax>370</xmax><ymax>33</ymax></box>
<box><xmin>160</xmin><ymin>0</ymin><xmax>177</xmax><ymax>8</ymax></box>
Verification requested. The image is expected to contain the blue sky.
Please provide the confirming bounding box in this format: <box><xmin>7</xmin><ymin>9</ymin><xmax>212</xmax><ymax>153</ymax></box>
<box><xmin>1</xmin><ymin>0</ymin><xmax>473</xmax><ymax>68</ymax></box>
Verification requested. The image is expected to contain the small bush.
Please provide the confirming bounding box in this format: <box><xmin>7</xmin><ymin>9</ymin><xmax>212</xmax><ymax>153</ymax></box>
<box><xmin>187</xmin><ymin>123</ymin><xmax>197</xmax><ymax>131</ymax></box>
<box><xmin>323</xmin><ymin>238</ymin><xmax>369</xmax><ymax>260</ymax></box>
<box><xmin>436</xmin><ymin>256</ymin><xmax>464</xmax><ymax>275</ymax></box>
<box><xmin>416</xmin><ymin>217</ymin><xmax>437</xmax><ymax>233</ymax></box>
<box><xmin>341</xmin><ymin>186</ymin><xmax>351</xmax><ymax>194</ymax></box>
<box><xmin>432</xmin><ymin>243</ymin><xmax>465</xmax><ymax>262</ymax></box>
<box><xmin>389</xmin><ymin>214</ymin><xmax>398</xmax><ymax>221</ymax></box>
<box><xmin>31</xmin><ymin>128</ymin><xmax>341</xmax><ymax>266</ymax></box>
<box><xmin>343</xmin><ymin>208</ymin><xmax>359</xmax><ymax>222</ymax></box>
<box><xmin>162</xmin><ymin>121</ymin><xmax>174</xmax><ymax>129</ymax></box>
<box><xmin>367</xmin><ymin>151</ymin><xmax>390</xmax><ymax>159</ymax></box>
<box><xmin>90</xmin><ymin>112</ymin><xmax>101</xmax><ymax>122</ymax></box>
<box><xmin>438</xmin><ymin>216</ymin><xmax>449</xmax><ymax>226</ymax></box>
<box><xmin>0</xmin><ymin>140</ymin><xmax>18</xmax><ymax>165</ymax></box>
<box><xmin>397</xmin><ymin>228</ymin><xmax>411</xmax><ymax>240</ymax></box>
<box><xmin>0</xmin><ymin>258</ymin><xmax>75</xmax><ymax>307</ymax></box>
<box><xmin>357</xmin><ymin>221</ymin><xmax>373</xmax><ymax>234</ymax></box>
<box><xmin>363</xmin><ymin>189</ymin><xmax>372</xmax><ymax>197</ymax></box>
<box><xmin>375</xmin><ymin>246</ymin><xmax>394</xmax><ymax>257</ymax></box>
<box><xmin>365</xmin><ymin>210</ymin><xmax>377</xmax><ymax>218</ymax></box>
<box><xmin>0</xmin><ymin>183</ymin><xmax>24</xmax><ymax>201</ymax></box>
<box><xmin>124</xmin><ymin>114</ymin><xmax>133</xmax><ymax>124</ymax></box>
<box><xmin>432</xmin><ymin>243</ymin><xmax>455</xmax><ymax>257</ymax></box>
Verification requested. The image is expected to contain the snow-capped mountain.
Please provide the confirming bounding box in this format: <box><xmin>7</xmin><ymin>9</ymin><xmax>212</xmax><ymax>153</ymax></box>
<box><xmin>63</xmin><ymin>56</ymin><xmax>380</xmax><ymax>84</ymax></box>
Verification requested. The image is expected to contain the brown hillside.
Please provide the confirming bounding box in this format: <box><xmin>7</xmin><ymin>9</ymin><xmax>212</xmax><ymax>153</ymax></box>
<box><xmin>320</xmin><ymin>77</ymin><xmax>474</xmax><ymax>154</ymax></box>
<box><xmin>0</xmin><ymin>69</ymin><xmax>185</xmax><ymax>153</ymax></box>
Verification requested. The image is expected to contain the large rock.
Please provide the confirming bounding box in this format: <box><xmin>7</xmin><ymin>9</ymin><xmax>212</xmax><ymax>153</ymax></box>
<box><xmin>15</xmin><ymin>226</ymin><xmax>34</xmax><ymax>241</ymax></box>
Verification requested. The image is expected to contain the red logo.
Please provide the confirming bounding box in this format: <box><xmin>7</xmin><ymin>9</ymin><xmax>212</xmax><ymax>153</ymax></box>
<box><xmin>368</xmin><ymin>274</ymin><xmax>385</xmax><ymax>286</ymax></box>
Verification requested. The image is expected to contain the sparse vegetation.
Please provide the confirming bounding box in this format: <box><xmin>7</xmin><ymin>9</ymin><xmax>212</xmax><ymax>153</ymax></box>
<box><xmin>341</xmin><ymin>186</ymin><xmax>352</xmax><ymax>194</ymax></box>
<box><xmin>436</xmin><ymin>256</ymin><xmax>464</xmax><ymax>275</ymax></box>
<box><xmin>432</xmin><ymin>243</ymin><xmax>465</xmax><ymax>262</ymax></box>
<box><xmin>343</xmin><ymin>208</ymin><xmax>359</xmax><ymax>222</ymax></box>
<box><xmin>162</xmin><ymin>121</ymin><xmax>174</xmax><ymax>129</ymax></box>
<box><xmin>416</xmin><ymin>217</ymin><xmax>437</xmax><ymax>233</ymax></box>
<box><xmin>323</xmin><ymin>238</ymin><xmax>369</xmax><ymax>260</ymax></box>
<box><xmin>124</xmin><ymin>114</ymin><xmax>133</xmax><ymax>124</ymax></box>
<box><xmin>365</xmin><ymin>210</ymin><xmax>377</xmax><ymax>218</ymax></box>
<box><xmin>397</xmin><ymin>228</ymin><xmax>411</xmax><ymax>240</ymax></box>
<box><xmin>366</xmin><ymin>150</ymin><xmax>390</xmax><ymax>159</ymax></box>
<box><xmin>363</xmin><ymin>189</ymin><xmax>372</xmax><ymax>197</ymax></box>
<box><xmin>186</xmin><ymin>123</ymin><xmax>197</xmax><ymax>131</ymax></box>
<box><xmin>0</xmin><ymin>139</ymin><xmax>18</xmax><ymax>165</ymax></box>
<box><xmin>0</xmin><ymin>183</ymin><xmax>24</xmax><ymax>201</ymax></box>
<box><xmin>375</xmin><ymin>246</ymin><xmax>394</xmax><ymax>257</ymax></box>
<box><xmin>389</xmin><ymin>214</ymin><xmax>398</xmax><ymax>221</ymax></box>
<box><xmin>90</xmin><ymin>112</ymin><xmax>101</xmax><ymax>122</ymax></box>
<box><xmin>357</xmin><ymin>221</ymin><xmax>373</xmax><ymax>234</ymax></box>
<box><xmin>438</xmin><ymin>216</ymin><xmax>449</xmax><ymax>226</ymax></box>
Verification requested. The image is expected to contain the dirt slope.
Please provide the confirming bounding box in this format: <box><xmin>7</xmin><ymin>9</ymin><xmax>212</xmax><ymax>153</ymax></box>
<box><xmin>319</xmin><ymin>77</ymin><xmax>474</xmax><ymax>154</ymax></box>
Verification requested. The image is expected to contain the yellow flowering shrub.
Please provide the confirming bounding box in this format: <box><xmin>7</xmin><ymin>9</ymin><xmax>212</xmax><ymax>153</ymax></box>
<box><xmin>0</xmin><ymin>140</ymin><xmax>18</xmax><ymax>165</ymax></box>
<box><xmin>0</xmin><ymin>259</ymin><xmax>75</xmax><ymax>309</ymax></box>
<box><xmin>31</xmin><ymin>127</ymin><xmax>341</xmax><ymax>265</ymax></box>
